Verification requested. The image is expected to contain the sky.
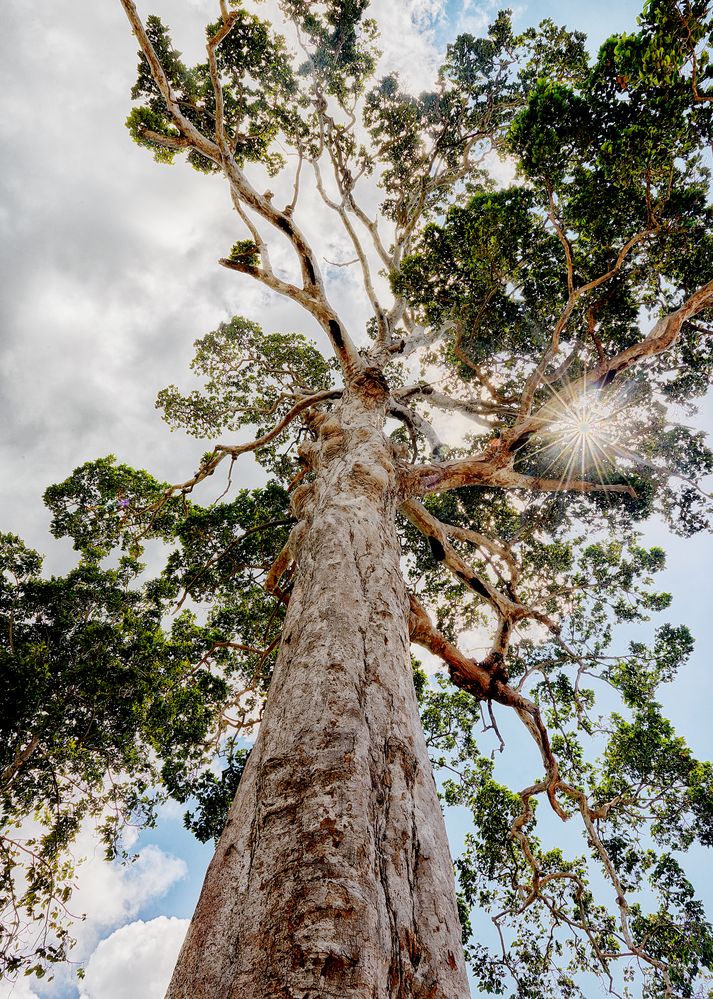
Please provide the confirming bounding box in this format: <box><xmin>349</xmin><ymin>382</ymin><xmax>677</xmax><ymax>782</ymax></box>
<box><xmin>1</xmin><ymin>0</ymin><xmax>711</xmax><ymax>996</ymax></box>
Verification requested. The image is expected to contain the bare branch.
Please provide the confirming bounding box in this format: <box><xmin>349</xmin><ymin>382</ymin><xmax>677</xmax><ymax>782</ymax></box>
<box><xmin>265</xmin><ymin>541</ymin><xmax>292</xmax><ymax>603</ymax></box>
<box><xmin>394</xmin><ymin>384</ymin><xmax>515</xmax><ymax>425</ymax></box>
<box><xmin>312</xmin><ymin>155</ymin><xmax>389</xmax><ymax>343</ymax></box>
<box><xmin>441</xmin><ymin>522</ymin><xmax>520</xmax><ymax>583</ymax></box>
<box><xmin>136</xmin><ymin>128</ymin><xmax>194</xmax><ymax>151</ymax></box>
<box><xmin>286</xmin><ymin>149</ymin><xmax>304</xmax><ymax>215</ymax></box>
<box><xmin>408</xmin><ymin>592</ymin><xmax>503</xmax><ymax>698</ymax></box>
<box><xmin>151</xmin><ymin>389</ymin><xmax>340</xmax><ymax>510</ymax></box>
<box><xmin>389</xmin><ymin>403</ymin><xmax>445</xmax><ymax>459</ymax></box>
<box><xmin>393</xmin><ymin>321</ymin><xmax>455</xmax><ymax>360</ymax></box>
<box><xmin>406</xmin><ymin>457</ymin><xmax>637</xmax><ymax>498</ymax></box>
<box><xmin>229</xmin><ymin>190</ymin><xmax>273</xmax><ymax>276</ymax></box>
<box><xmin>118</xmin><ymin>0</ymin><xmax>220</xmax><ymax>161</ymax></box>
<box><xmin>408</xmin><ymin>594</ymin><xmax>566</xmax><ymax>818</ymax></box>
<box><xmin>592</xmin><ymin>277</ymin><xmax>713</xmax><ymax>384</ymax></box>
<box><xmin>206</xmin><ymin>11</ymin><xmax>240</xmax><ymax>152</ymax></box>
<box><xmin>221</xmin><ymin>156</ymin><xmax>362</xmax><ymax>374</ymax></box>
<box><xmin>546</xmin><ymin>186</ymin><xmax>575</xmax><ymax>296</ymax></box>
<box><xmin>401</xmin><ymin>499</ymin><xmax>515</xmax><ymax>617</ymax></box>
<box><xmin>1</xmin><ymin>734</ymin><xmax>41</xmax><ymax>788</ymax></box>
<box><xmin>120</xmin><ymin>1</ymin><xmax>363</xmax><ymax>377</ymax></box>
<box><xmin>324</xmin><ymin>256</ymin><xmax>359</xmax><ymax>267</ymax></box>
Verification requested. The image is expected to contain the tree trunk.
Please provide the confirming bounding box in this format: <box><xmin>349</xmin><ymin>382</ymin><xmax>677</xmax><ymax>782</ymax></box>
<box><xmin>166</xmin><ymin>375</ymin><xmax>470</xmax><ymax>999</ymax></box>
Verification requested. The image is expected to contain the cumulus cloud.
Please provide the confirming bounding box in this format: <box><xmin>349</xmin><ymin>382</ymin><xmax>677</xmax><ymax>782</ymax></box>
<box><xmin>78</xmin><ymin>917</ymin><xmax>189</xmax><ymax>999</ymax></box>
<box><xmin>0</xmin><ymin>0</ymin><xmax>271</xmax><ymax>577</ymax></box>
<box><xmin>1</xmin><ymin>5</ymin><xmax>712</xmax><ymax>999</ymax></box>
<box><xmin>0</xmin><ymin>0</ymin><xmax>488</xmax><ymax>582</ymax></box>
<box><xmin>374</xmin><ymin>0</ymin><xmax>499</xmax><ymax>89</ymax></box>
<box><xmin>68</xmin><ymin>841</ymin><xmax>187</xmax><ymax>953</ymax></box>
<box><xmin>371</xmin><ymin>0</ymin><xmax>446</xmax><ymax>90</ymax></box>
<box><xmin>0</xmin><ymin>820</ymin><xmax>188</xmax><ymax>999</ymax></box>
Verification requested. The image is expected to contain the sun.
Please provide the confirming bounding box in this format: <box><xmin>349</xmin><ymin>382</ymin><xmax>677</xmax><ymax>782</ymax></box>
<box><xmin>532</xmin><ymin>381</ymin><xmax>636</xmax><ymax>485</ymax></box>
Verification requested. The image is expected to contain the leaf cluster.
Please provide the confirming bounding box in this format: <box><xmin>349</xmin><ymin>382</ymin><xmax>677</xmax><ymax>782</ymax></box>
<box><xmin>128</xmin><ymin>9</ymin><xmax>303</xmax><ymax>173</ymax></box>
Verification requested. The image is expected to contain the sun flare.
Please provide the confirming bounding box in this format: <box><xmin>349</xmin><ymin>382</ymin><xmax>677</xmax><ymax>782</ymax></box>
<box><xmin>532</xmin><ymin>382</ymin><xmax>636</xmax><ymax>485</ymax></box>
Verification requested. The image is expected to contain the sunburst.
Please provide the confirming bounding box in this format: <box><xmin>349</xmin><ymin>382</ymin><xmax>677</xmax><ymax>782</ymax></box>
<box><xmin>531</xmin><ymin>380</ymin><xmax>638</xmax><ymax>486</ymax></box>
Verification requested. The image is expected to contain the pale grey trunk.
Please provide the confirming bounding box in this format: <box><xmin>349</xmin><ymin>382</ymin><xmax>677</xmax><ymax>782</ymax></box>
<box><xmin>167</xmin><ymin>378</ymin><xmax>470</xmax><ymax>998</ymax></box>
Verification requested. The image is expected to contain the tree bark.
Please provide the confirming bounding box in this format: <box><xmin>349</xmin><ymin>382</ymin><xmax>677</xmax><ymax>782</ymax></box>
<box><xmin>166</xmin><ymin>375</ymin><xmax>470</xmax><ymax>999</ymax></box>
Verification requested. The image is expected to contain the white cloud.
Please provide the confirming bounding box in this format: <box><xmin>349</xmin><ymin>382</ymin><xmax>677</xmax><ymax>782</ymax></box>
<box><xmin>372</xmin><ymin>0</ymin><xmax>444</xmax><ymax>91</ymax></box>
<box><xmin>450</xmin><ymin>2</ymin><xmax>496</xmax><ymax>39</ymax></box>
<box><xmin>0</xmin><ymin>819</ymin><xmax>188</xmax><ymax>998</ymax></box>
<box><xmin>69</xmin><ymin>843</ymin><xmax>187</xmax><ymax>953</ymax></box>
<box><xmin>483</xmin><ymin>149</ymin><xmax>519</xmax><ymax>189</ymax></box>
<box><xmin>0</xmin><ymin>980</ymin><xmax>41</xmax><ymax>999</ymax></box>
<box><xmin>245</xmin><ymin>0</ymin><xmax>448</xmax><ymax>93</ymax></box>
<box><xmin>78</xmin><ymin>917</ymin><xmax>188</xmax><ymax>999</ymax></box>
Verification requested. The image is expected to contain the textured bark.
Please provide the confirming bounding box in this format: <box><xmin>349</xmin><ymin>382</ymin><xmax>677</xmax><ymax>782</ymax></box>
<box><xmin>167</xmin><ymin>377</ymin><xmax>469</xmax><ymax>998</ymax></box>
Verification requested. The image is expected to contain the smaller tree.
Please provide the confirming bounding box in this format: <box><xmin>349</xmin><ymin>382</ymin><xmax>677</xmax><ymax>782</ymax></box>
<box><xmin>0</xmin><ymin>471</ymin><xmax>257</xmax><ymax>977</ymax></box>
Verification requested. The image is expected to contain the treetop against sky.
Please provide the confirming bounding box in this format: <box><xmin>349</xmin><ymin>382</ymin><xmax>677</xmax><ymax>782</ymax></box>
<box><xmin>1</xmin><ymin>0</ymin><xmax>713</xmax><ymax>997</ymax></box>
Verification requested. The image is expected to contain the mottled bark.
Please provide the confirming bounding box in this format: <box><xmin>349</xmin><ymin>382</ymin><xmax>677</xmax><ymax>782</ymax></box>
<box><xmin>167</xmin><ymin>376</ymin><xmax>469</xmax><ymax>998</ymax></box>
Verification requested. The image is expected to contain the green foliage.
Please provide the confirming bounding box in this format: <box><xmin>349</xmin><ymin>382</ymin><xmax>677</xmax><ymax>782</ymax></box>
<box><xmin>129</xmin><ymin>10</ymin><xmax>302</xmax><ymax>173</ymax></box>
<box><xmin>363</xmin><ymin>11</ymin><xmax>589</xmax><ymax>225</ymax></box>
<box><xmin>420</xmin><ymin>675</ymin><xmax>483</xmax><ymax>765</ymax></box>
<box><xmin>156</xmin><ymin>317</ymin><xmax>334</xmax><ymax>465</ymax></box>
<box><xmin>228</xmin><ymin>239</ymin><xmax>260</xmax><ymax>268</ymax></box>
<box><xmin>279</xmin><ymin>0</ymin><xmax>378</xmax><ymax>103</ymax></box>
<box><xmin>404</xmin><ymin>489</ymin><xmax>713</xmax><ymax>994</ymax></box>
<box><xmin>393</xmin><ymin>187</ymin><xmax>566</xmax><ymax>358</ymax></box>
<box><xmin>1</xmin><ymin>466</ymin><xmax>291</xmax><ymax>977</ymax></box>
<box><xmin>631</xmin><ymin>855</ymin><xmax>713</xmax><ymax>998</ymax></box>
<box><xmin>126</xmin><ymin>1</ymin><xmax>379</xmax><ymax>173</ymax></box>
<box><xmin>167</xmin><ymin>744</ymin><xmax>250</xmax><ymax>845</ymax></box>
<box><xmin>394</xmin><ymin>0</ymin><xmax>713</xmax><ymax>542</ymax></box>
<box><xmin>43</xmin><ymin>455</ymin><xmax>183</xmax><ymax>559</ymax></box>
<box><xmin>598</xmin><ymin>702</ymin><xmax>713</xmax><ymax>849</ymax></box>
<box><xmin>411</xmin><ymin>657</ymin><xmax>428</xmax><ymax>703</ymax></box>
<box><xmin>0</xmin><ymin>533</ymin><xmax>231</xmax><ymax>975</ymax></box>
<box><xmin>126</xmin><ymin>106</ymin><xmax>181</xmax><ymax>164</ymax></box>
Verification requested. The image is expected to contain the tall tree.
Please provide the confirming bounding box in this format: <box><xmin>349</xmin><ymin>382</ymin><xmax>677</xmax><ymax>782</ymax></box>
<box><xmin>3</xmin><ymin>0</ymin><xmax>713</xmax><ymax>996</ymax></box>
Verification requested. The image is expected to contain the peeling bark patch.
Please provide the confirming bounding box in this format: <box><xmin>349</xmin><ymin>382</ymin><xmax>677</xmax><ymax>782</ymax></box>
<box><xmin>404</xmin><ymin>928</ymin><xmax>423</xmax><ymax>967</ymax></box>
<box><xmin>353</xmin><ymin>366</ymin><xmax>390</xmax><ymax>398</ymax></box>
<box><xmin>321</xmin><ymin>952</ymin><xmax>359</xmax><ymax>978</ymax></box>
<box><xmin>428</xmin><ymin>537</ymin><xmax>445</xmax><ymax>562</ymax></box>
<box><xmin>319</xmin><ymin>816</ymin><xmax>344</xmax><ymax>849</ymax></box>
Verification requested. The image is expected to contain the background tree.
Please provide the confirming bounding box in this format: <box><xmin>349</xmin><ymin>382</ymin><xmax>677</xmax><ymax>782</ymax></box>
<box><xmin>2</xmin><ymin>0</ymin><xmax>713</xmax><ymax>996</ymax></box>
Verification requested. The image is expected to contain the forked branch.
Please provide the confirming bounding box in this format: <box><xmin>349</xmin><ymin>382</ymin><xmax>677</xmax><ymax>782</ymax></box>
<box><xmin>408</xmin><ymin>594</ymin><xmax>565</xmax><ymax>818</ymax></box>
<box><xmin>118</xmin><ymin>0</ymin><xmax>363</xmax><ymax>377</ymax></box>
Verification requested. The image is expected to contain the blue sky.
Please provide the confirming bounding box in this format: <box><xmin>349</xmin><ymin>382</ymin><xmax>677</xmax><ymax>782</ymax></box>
<box><xmin>1</xmin><ymin>0</ymin><xmax>711</xmax><ymax>996</ymax></box>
